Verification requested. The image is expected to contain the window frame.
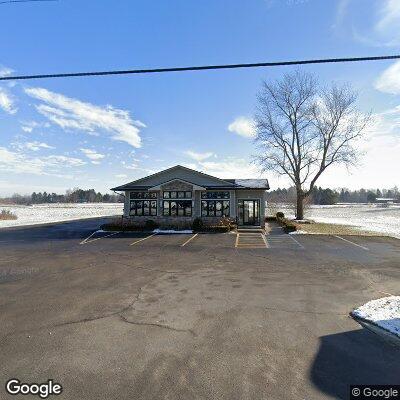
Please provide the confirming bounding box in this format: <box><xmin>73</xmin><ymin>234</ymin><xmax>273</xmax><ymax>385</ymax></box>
<box><xmin>130</xmin><ymin>191</ymin><xmax>157</xmax><ymax>200</ymax></box>
<box><xmin>163</xmin><ymin>199</ymin><xmax>192</xmax><ymax>217</ymax></box>
<box><xmin>201</xmin><ymin>200</ymin><xmax>230</xmax><ymax>217</ymax></box>
<box><xmin>163</xmin><ymin>191</ymin><xmax>192</xmax><ymax>199</ymax></box>
<box><xmin>129</xmin><ymin>199</ymin><xmax>157</xmax><ymax>217</ymax></box>
<box><xmin>201</xmin><ymin>191</ymin><xmax>230</xmax><ymax>199</ymax></box>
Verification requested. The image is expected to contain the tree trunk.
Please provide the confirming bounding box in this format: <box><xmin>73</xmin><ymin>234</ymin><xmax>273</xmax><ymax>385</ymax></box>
<box><xmin>296</xmin><ymin>191</ymin><xmax>304</xmax><ymax>220</ymax></box>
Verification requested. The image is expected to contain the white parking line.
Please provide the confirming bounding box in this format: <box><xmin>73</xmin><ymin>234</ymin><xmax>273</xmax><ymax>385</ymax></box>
<box><xmin>334</xmin><ymin>235</ymin><xmax>369</xmax><ymax>251</ymax></box>
<box><xmin>130</xmin><ymin>233</ymin><xmax>157</xmax><ymax>246</ymax></box>
<box><xmin>181</xmin><ymin>233</ymin><xmax>198</xmax><ymax>247</ymax></box>
<box><xmin>80</xmin><ymin>230</ymin><xmax>120</xmax><ymax>245</ymax></box>
<box><xmin>288</xmin><ymin>235</ymin><xmax>305</xmax><ymax>249</ymax></box>
<box><xmin>261</xmin><ymin>233</ymin><xmax>270</xmax><ymax>248</ymax></box>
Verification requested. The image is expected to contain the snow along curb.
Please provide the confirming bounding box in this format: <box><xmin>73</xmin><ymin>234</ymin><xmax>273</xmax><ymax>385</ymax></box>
<box><xmin>152</xmin><ymin>229</ymin><xmax>193</xmax><ymax>234</ymax></box>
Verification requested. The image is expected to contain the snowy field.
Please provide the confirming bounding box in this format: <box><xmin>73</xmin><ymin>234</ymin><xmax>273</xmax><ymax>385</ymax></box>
<box><xmin>0</xmin><ymin>203</ymin><xmax>123</xmax><ymax>229</ymax></box>
<box><xmin>0</xmin><ymin>203</ymin><xmax>399</xmax><ymax>238</ymax></box>
<box><xmin>275</xmin><ymin>204</ymin><xmax>400</xmax><ymax>238</ymax></box>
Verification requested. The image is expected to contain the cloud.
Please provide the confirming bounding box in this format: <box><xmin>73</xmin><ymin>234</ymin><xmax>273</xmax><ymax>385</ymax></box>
<box><xmin>25</xmin><ymin>87</ymin><xmax>145</xmax><ymax>148</ymax></box>
<box><xmin>21</xmin><ymin>120</ymin><xmax>50</xmax><ymax>133</ymax></box>
<box><xmin>375</xmin><ymin>0</ymin><xmax>400</xmax><ymax>45</ymax></box>
<box><xmin>0</xmin><ymin>87</ymin><xmax>17</xmax><ymax>114</ymax></box>
<box><xmin>23</xmin><ymin>141</ymin><xmax>55</xmax><ymax>151</ymax></box>
<box><xmin>187</xmin><ymin>158</ymin><xmax>261</xmax><ymax>179</ymax></box>
<box><xmin>0</xmin><ymin>146</ymin><xmax>85</xmax><ymax>177</ymax></box>
<box><xmin>0</xmin><ymin>66</ymin><xmax>13</xmax><ymax>77</ymax></box>
<box><xmin>185</xmin><ymin>150</ymin><xmax>214</xmax><ymax>161</ymax></box>
<box><xmin>336</xmin><ymin>0</ymin><xmax>400</xmax><ymax>46</ymax></box>
<box><xmin>228</xmin><ymin>116</ymin><xmax>255</xmax><ymax>138</ymax></box>
<box><xmin>375</xmin><ymin>61</ymin><xmax>400</xmax><ymax>94</ymax></box>
<box><xmin>80</xmin><ymin>148</ymin><xmax>105</xmax><ymax>163</ymax></box>
<box><xmin>115</xmin><ymin>174</ymin><xmax>128</xmax><ymax>179</ymax></box>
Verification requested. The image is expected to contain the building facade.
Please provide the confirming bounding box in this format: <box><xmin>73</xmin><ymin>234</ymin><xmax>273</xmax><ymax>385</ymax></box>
<box><xmin>111</xmin><ymin>165</ymin><xmax>269</xmax><ymax>227</ymax></box>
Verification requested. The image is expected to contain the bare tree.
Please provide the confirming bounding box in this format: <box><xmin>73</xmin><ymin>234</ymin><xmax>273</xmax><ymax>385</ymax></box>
<box><xmin>254</xmin><ymin>70</ymin><xmax>370</xmax><ymax>220</ymax></box>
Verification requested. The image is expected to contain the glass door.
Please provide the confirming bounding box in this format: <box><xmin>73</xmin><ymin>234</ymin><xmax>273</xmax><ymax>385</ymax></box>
<box><xmin>238</xmin><ymin>200</ymin><xmax>260</xmax><ymax>225</ymax></box>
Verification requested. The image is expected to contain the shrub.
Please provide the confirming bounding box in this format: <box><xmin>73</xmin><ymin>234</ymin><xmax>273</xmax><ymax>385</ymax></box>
<box><xmin>265</xmin><ymin>216</ymin><xmax>277</xmax><ymax>222</ymax></box>
<box><xmin>192</xmin><ymin>217</ymin><xmax>204</xmax><ymax>232</ymax></box>
<box><xmin>144</xmin><ymin>219</ymin><xmax>159</xmax><ymax>230</ymax></box>
<box><xmin>282</xmin><ymin>221</ymin><xmax>297</xmax><ymax>233</ymax></box>
<box><xmin>0</xmin><ymin>209</ymin><xmax>17</xmax><ymax>220</ymax></box>
<box><xmin>200</xmin><ymin>225</ymin><xmax>230</xmax><ymax>233</ymax></box>
<box><xmin>101</xmin><ymin>217</ymin><xmax>141</xmax><ymax>231</ymax></box>
<box><xmin>276</xmin><ymin>211</ymin><xmax>285</xmax><ymax>220</ymax></box>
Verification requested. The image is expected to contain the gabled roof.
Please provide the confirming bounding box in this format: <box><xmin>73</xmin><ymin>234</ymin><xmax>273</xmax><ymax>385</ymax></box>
<box><xmin>111</xmin><ymin>165</ymin><xmax>269</xmax><ymax>191</ymax></box>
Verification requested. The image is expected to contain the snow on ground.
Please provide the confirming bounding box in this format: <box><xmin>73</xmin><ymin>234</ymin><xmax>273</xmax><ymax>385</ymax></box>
<box><xmin>0</xmin><ymin>203</ymin><xmax>123</xmax><ymax>229</ymax></box>
<box><xmin>351</xmin><ymin>296</ymin><xmax>400</xmax><ymax>338</ymax></box>
<box><xmin>277</xmin><ymin>204</ymin><xmax>400</xmax><ymax>239</ymax></box>
<box><xmin>153</xmin><ymin>229</ymin><xmax>193</xmax><ymax>234</ymax></box>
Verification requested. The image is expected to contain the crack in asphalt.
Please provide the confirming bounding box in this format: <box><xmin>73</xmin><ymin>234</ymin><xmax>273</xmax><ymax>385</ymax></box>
<box><xmin>119</xmin><ymin>315</ymin><xmax>196</xmax><ymax>336</ymax></box>
<box><xmin>0</xmin><ymin>272</ymin><xmax>195</xmax><ymax>342</ymax></box>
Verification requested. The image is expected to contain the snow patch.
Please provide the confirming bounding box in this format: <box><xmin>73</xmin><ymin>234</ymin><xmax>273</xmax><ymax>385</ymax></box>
<box><xmin>351</xmin><ymin>296</ymin><xmax>400</xmax><ymax>337</ymax></box>
<box><xmin>289</xmin><ymin>230</ymin><xmax>307</xmax><ymax>235</ymax></box>
<box><xmin>153</xmin><ymin>229</ymin><xmax>193</xmax><ymax>234</ymax></box>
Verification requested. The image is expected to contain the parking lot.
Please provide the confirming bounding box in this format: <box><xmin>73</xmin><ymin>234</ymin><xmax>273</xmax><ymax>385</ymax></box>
<box><xmin>1</xmin><ymin>217</ymin><xmax>400</xmax><ymax>399</ymax></box>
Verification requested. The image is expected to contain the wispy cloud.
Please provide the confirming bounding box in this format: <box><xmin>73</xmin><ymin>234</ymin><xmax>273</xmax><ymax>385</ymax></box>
<box><xmin>0</xmin><ymin>87</ymin><xmax>17</xmax><ymax>114</ymax></box>
<box><xmin>336</xmin><ymin>0</ymin><xmax>400</xmax><ymax>46</ymax></box>
<box><xmin>21</xmin><ymin>120</ymin><xmax>50</xmax><ymax>133</ymax></box>
<box><xmin>184</xmin><ymin>158</ymin><xmax>261</xmax><ymax>179</ymax></box>
<box><xmin>80</xmin><ymin>148</ymin><xmax>105</xmax><ymax>164</ymax></box>
<box><xmin>0</xmin><ymin>146</ymin><xmax>85</xmax><ymax>177</ymax></box>
<box><xmin>20</xmin><ymin>141</ymin><xmax>55</xmax><ymax>151</ymax></box>
<box><xmin>0</xmin><ymin>65</ymin><xmax>13</xmax><ymax>77</ymax></box>
<box><xmin>228</xmin><ymin>116</ymin><xmax>255</xmax><ymax>138</ymax></box>
<box><xmin>375</xmin><ymin>60</ymin><xmax>400</xmax><ymax>94</ymax></box>
<box><xmin>115</xmin><ymin>173</ymin><xmax>128</xmax><ymax>179</ymax></box>
<box><xmin>25</xmin><ymin>87</ymin><xmax>145</xmax><ymax>148</ymax></box>
<box><xmin>185</xmin><ymin>150</ymin><xmax>214</xmax><ymax>161</ymax></box>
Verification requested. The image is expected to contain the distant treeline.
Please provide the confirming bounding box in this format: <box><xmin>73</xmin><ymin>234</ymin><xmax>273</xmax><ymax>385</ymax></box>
<box><xmin>268</xmin><ymin>187</ymin><xmax>400</xmax><ymax>205</ymax></box>
<box><xmin>0</xmin><ymin>188</ymin><xmax>123</xmax><ymax>205</ymax></box>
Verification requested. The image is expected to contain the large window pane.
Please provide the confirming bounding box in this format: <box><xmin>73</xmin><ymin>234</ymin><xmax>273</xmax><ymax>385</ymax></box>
<box><xmin>215</xmin><ymin>201</ymin><xmax>222</xmax><ymax>216</ymax></box>
<box><xmin>185</xmin><ymin>191</ymin><xmax>192</xmax><ymax>198</ymax></box>
<box><xmin>223</xmin><ymin>201</ymin><xmax>230</xmax><ymax>217</ymax></box>
<box><xmin>143</xmin><ymin>200</ymin><xmax>149</xmax><ymax>215</ymax></box>
<box><xmin>150</xmin><ymin>201</ymin><xmax>157</xmax><ymax>216</ymax></box>
<box><xmin>163</xmin><ymin>201</ymin><xmax>169</xmax><ymax>216</ymax></box>
<box><xmin>170</xmin><ymin>201</ymin><xmax>177</xmax><ymax>216</ymax></box>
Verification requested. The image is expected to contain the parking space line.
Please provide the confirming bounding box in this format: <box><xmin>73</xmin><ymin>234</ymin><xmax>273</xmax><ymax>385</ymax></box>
<box><xmin>181</xmin><ymin>233</ymin><xmax>198</xmax><ymax>247</ymax></box>
<box><xmin>80</xmin><ymin>231</ymin><xmax>120</xmax><ymax>245</ymax></box>
<box><xmin>288</xmin><ymin>235</ymin><xmax>305</xmax><ymax>249</ymax></box>
<box><xmin>334</xmin><ymin>235</ymin><xmax>369</xmax><ymax>251</ymax></box>
<box><xmin>130</xmin><ymin>233</ymin><xmax>157</xmax><ymax>246</ymax></box>
<box><xmin>261</xmin><ymin>233</ymin><xmax>270</xmax><ymax>248</ymax></box>
<box><xmin>235</xmin><ymin>233</ymin><xmax>240</xmax><ymax>248</ymax></box>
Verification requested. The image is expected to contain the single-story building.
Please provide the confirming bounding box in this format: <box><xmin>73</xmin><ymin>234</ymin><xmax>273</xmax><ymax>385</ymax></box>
<box><xmin>111</xmin><ymin>165</ymin><xmax>270</xmax><ymax>227</ymax></box>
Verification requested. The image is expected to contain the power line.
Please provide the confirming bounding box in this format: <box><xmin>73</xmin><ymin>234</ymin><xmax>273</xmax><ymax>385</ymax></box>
<box><xmin>0</xmin><ymin>0</ymin><xmax>58</xmax><ymax>5</ymax></box>
<box><xmin>1</xmin><ymin>54</ymin><xmax>399</xmax><ymax>81</ymax></box>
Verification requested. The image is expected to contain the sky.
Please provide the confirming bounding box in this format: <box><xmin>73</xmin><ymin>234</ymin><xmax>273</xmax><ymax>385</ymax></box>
<box><xmin>0</xmin><ymin>0</ymin><xmax>399</xmax><ymax>195</ymax></box>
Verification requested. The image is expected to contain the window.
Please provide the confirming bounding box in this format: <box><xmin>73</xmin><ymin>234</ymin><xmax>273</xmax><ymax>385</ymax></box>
<box><xmin>130</xmin><ymin>200</ymin><xmax>157</xmax><ymax>216</ymax></box>
<box><xmin>163</xmin><ymin>200</ymin><xmax>192</xmax><ymax>216</ymax></box>
<box><xmin>130</xmin><ymin>191</ymin><xmax>157</xmax><ymax>199</ymax></box>
<box><xmin>163</xmin><ymin>191</ymin><xmax>192</xmax><ymax>199</ymax></box>
<box><xmin>201</xmin><ymin>191</ymin><xmax>230</xmax><ymax>199</ymax></box>
<box><xmin>201</xmin><ymin>200</ymin><xmax>230</xmax><ymax>217</ymax></box>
